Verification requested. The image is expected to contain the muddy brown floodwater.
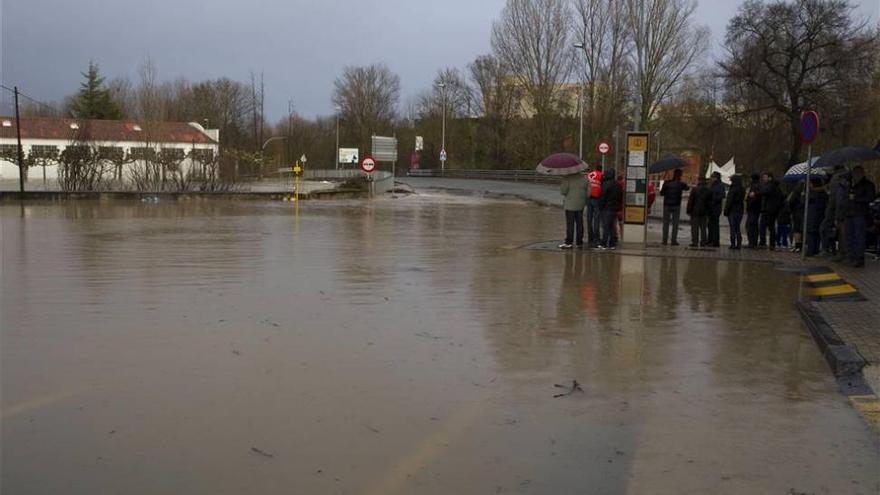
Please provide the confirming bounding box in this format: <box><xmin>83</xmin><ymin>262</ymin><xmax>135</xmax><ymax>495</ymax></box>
<box><xmin>2</xmin><ymin>195</ymin><xmax>878</xmax><ymax>494</ymax></box>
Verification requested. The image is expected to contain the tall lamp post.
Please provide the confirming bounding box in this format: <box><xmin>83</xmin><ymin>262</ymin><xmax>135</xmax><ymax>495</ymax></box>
<box><xmin>574</xmin><ymin>42</ymin><xmax>587</xmax><ymax>160</ymax></box>
<box><xmin>436</xmin><ymin>82</ymin><xmax>447</xmax><ymax>173</ymax></box>
<box><xmin>261</xmin><ymin>136</ymin><xmax>289</xmax><ymax>175</ymax></box>
<box><xmin>334</xmin><ymin>106</ymin><xmax>341</xmax><ymax>170</ymax></box>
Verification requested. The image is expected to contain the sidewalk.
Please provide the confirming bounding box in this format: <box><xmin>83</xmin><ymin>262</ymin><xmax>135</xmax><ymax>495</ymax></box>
<box><xmin>405</xmin><ymin>177</ymin><xmax>880</xmax><ymax>402</ymax></box>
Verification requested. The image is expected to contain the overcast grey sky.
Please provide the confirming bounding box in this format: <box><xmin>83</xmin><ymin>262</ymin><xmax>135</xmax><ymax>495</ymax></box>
<box><xmin>1</xmin><ymin>0</ymin><xmax>878</xmax><ymax>122</ymax></box>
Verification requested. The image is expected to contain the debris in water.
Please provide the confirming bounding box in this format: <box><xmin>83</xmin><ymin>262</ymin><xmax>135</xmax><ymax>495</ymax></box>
<box><xmin>553</xmin><ymin>380</ymin><xmax>584</xmax><ymax>398</ymax></box>
<box><xmin>251</xmin><ymin>447</ymin><xmax>275</xmax><ymax>458</ymax></box>
<box><xmin>363</xmin><ymin>424</ymin><xmax>380</xmax><ymax>434</ymax></box>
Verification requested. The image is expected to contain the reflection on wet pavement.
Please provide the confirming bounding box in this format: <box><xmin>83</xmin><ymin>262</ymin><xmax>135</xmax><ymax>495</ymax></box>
<box><xmin>2</xmin><ymin>195</ymin><xmax>878</xmax><ymax>494</ymax></box>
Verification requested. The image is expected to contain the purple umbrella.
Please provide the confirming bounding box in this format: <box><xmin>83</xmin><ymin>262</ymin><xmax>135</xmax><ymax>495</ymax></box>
<box><xmin>536</xmin><ymin>153</ymin><xmax>590</xmax><ymax>176</ymax></box>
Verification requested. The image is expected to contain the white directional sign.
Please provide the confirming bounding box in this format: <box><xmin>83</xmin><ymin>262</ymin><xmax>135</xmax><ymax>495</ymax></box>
<box><xmin>439</xmin><ymin>148</ymin><xmax>447</xmax><ymax>162</ymax></box>
<box><xmin>415</xmin><ymin>136</ymin><xmax>424</xmax><ymax>152</ymax></box>
<box><xmin>300</xmin><ymin>154</ymin><xmax>307</xmax><ymax>164</ymax></box>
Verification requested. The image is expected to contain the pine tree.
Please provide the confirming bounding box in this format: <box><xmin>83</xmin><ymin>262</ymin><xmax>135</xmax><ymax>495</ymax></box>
<box><xmin>68</xmin><ymin>61</ymin><xmax>123</xmax><ymax>120</ymax></box>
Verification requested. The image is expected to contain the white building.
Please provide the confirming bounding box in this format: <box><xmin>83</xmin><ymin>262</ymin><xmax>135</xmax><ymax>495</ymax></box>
<box><xmin>0</xmin><ymin>116</ymin><xmax>219</xmax><ymax>183</ymax></box>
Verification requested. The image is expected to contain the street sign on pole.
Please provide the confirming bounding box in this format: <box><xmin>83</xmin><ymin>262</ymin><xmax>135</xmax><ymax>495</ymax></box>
<box><xmin>415</xmin><ymin>136</ymin><xmax>424</xmax><ymax>152</ymax></box>
<box><xmin>800</xmin><ymin>111</ymin><xmax>819</xmax><ymax>144</ymax></box>
<box><xmin>371</xmin><ymin>136</ymin><xmax>398</xmax><ymax>162</ymax></box>
<box><xmin>597</xmin><ymin>140</ymin><xmax>611</xmax><ymax>156</ymax></box>
<box><xmin>339</xmin><ymin>148</ymin><xmax>359</xmax><ymax>166</ymax></box>
<box><xmin>439</xmin><ymin>148</ymin><xmax>447</xmax><ymax>162</ymax></box>
<box><xmin>360</xmin><ymin>155</ymin><xmax>377</xmax><ymax>174</ymax></box>
<box><xmin>800</xmin><ymin>111</ymin><xmax>819</xmax><ymax>259</ymax></box>
<box><xmin>300</xmin><ymin>154</ymin><xmax>307</xmax><ymax>163</ymax></box>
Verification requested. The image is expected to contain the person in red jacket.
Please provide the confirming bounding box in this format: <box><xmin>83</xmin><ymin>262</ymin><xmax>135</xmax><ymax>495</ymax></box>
<box><xmin>585</xmin><ymin>165</ymin><xmax>603</xmax><ymax>247</ymax></box>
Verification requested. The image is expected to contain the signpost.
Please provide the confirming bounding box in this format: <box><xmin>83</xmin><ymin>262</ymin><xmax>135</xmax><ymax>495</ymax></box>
<box><xmin>800</xmin><ymin>111</ymin><xmax>819</xmax><ymax>259</ymax></box>
<box><xmin>623</xmin><ymin>132</ymin><xmax>650</xmax><ymax>244</ymax></box>
<box><xmin>415</xmin><ymin>136</ymin><xmax>424</xmax><ymax>152</ymax></box>
<box><xmin>339</xmin><ymin>148</ymin><xmax>359</xmax><ymax>167</ymax></box>
<box><xmin>439</xmin><ymin>148</ymin><xmax>447</xmax><ymax>166</ymax></box>
<box><xmin>597</xmin><ymin>140</ymin><xmax>611</xmax><ymax>171</ymax></box>
<box><xmin>360</xmin><ymin>155</ymin><xmax>376</xmax><ymax>174</ymax></box>
<box><xmin>293</xmin><ymin>161</ymin><xmax>303</xmax><ymax>202</ymax></box>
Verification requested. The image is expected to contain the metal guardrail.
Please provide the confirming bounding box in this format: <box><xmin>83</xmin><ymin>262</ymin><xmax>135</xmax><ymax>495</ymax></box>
<box><xmin>406</xmin><ymin>169</ymin><xmax>559</xmax><ymax>183</ymax></box>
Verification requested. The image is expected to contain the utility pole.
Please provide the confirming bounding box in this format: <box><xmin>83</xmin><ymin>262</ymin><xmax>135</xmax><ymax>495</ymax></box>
<box><xmin>335</xmin><ymin>107</ymin><xmax>340</xmax><ymax>170</ymax></box>
<box><xmin>437</xmin><ymin>82</ymin><xmax>447</xmax><ymax>173</ymax></box>
<box><xmin>14</xmin><ymin>87</ymin><xmax>25</xmax><ymax>194</ymax></box>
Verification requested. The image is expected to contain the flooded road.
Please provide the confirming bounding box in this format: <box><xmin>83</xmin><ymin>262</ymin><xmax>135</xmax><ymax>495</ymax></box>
<box><xmin>2</xmin><ymin>195</ymin><xmax>878</xmax><ymax>494</ymax></box>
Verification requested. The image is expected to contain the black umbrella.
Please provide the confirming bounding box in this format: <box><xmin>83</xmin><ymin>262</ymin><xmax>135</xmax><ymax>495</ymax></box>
<box><xmin>536</xmin><ymin>153</ymin><xmax>590</xmax><ymax>176</ymax></box>
<box><xmin>813</xmin><ymin>142</ymin><xmax>880</xmax><ymax>169</ymax></box>
<box><xmin>649</xmin><ymin>157</ymin><xmax>687</xmax><ymax>174</ymax></box>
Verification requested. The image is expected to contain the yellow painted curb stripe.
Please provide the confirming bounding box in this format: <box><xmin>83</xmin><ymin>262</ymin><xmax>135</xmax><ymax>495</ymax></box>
<box><xmin>807</xmin><ymin>284</ymin><xmax>858</xmax><ymax>297</ymax></box>
<box><xmin>849</xmin><ymin>395</ymin><xmax>880</xmax><ymax>432</ymax></box>
<box><xmin>803</xmin><ymin>273</ymin><xmax>842</xmax><ymax>283</ymax></box>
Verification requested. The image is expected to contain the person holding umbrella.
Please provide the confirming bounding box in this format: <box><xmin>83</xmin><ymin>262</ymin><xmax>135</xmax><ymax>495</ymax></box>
<box><xmin>536</xmin><ymin>153</ymin><xmax>591</xmax><ymax>250</ymax></box>
<box><xmin>558</xmin><ymin>171</ymin><xmax>589</xmax><ymax>249</ymax></box>
<box><xmin>845</xmin><ymin>165</ymin><xmax>877</xmax><ymax>267</ymax></box>
<box><xmin>659</xmin><ymin>168</ymin><xmax>689</xmax><ymax>246</ymax></box>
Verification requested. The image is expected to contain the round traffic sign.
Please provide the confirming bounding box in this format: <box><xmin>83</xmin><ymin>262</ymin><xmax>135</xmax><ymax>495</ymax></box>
<box><xmin>360</xmin><ymin>155</ymin><xmax>376</xmax><ymax>174</ymax></box>
<box><xmin>597</xmin><ymin>140</ymin><xmax>612</xmax><ymax>156</ymax></box>
<box><xmin>800</xmin><ymin>111</ymin><xmax>819</xmax><ymax>144</ymax></box>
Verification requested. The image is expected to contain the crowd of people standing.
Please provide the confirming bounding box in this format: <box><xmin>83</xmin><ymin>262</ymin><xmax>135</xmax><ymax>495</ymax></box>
<box><xmin>559</xmin><ymin>162</ymin><xmax>878</xmax><ymax>269</ymax></box>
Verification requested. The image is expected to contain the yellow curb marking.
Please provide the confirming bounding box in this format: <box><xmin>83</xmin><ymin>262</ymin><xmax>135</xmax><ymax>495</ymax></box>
<box><xmin>807</xmin><ymin>284</ymin><xmax>858</xmax><ymax>297</ymax></box>
<box><xmin>803</xmin><ymin>272</ymin><xmax>842</xmax><ymax>283</ymax></box>
<box><xmin>849</xmin><ymin>395</ymin><xmax>880</xmax><ymax>433</ymax></box>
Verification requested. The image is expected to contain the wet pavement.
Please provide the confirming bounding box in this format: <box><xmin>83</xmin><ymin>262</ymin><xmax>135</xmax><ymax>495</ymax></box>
<box><xmin>2</xmin><ymin>195</ymin><xmax>879</xmax><ymax>494</ymax></box>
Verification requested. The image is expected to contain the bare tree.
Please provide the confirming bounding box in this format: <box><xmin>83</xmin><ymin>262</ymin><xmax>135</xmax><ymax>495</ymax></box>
<box><xmin>573</xmin><ymin>0</ymin><xmax>632</xmax><ymax>144</ymax></box>
<box><xmin>625</xmin><ymin>0</ymin><xmax>708</xmax><ymax>129</ymax></box>
<box><xmin>418</xmin><ymin>68</ymin><xmax>475</xmax><ymax>118</ymax></box>
<box><xmin>491</xmin><ymin>0</ymin><xmax>574</xmax><ymax>157</ymax></box>
<box><xmin>720</xmin><ymin>0</ymin><xmax>879</xmax><ymax>165</ymax></box>
<box><xmin>332</xmin><ymin>64</ymin><xmax>401</xmax><ymax>153</ymax></box>
<box><xmin>469</xmin><ymin>54</ymin><xmax>522</xmax><ymax>167</ymax></box>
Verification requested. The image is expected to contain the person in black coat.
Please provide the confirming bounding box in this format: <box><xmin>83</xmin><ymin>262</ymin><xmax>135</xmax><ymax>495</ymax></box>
<box><xmin>598</xmin><ymin>168</ymin><xmax>623</xmax><ymax>249</ymax></box>
<box><xmin>708</xmin><ymin>171</ymin><xmax>726</xmax><ymax>247</ymax></box>
<box><xmin>805</xmin><ymin>177</ymin><xmax>828</xmax><ymax>257</ymax></box>
<box><xmin>724</xmin><ymin>174</ymin><xmax>746</xmax><ymax>249</ymax></box>
<box><xmin>660</xmin><ymin>168</ymin><xmax>689</xmax><ymax>246</ymax></box>
<box><xmin>746</xmin><ymin>173</ymin><xmax>762</xmax><ymax>248</ymax></box>
<box><xmin>687</xmin><ymin>177</ymin><xmax>712</xmax><ymax>247</ymax></box>
<box><xmin>846</xmin><ymin>165</ymin><xmax>878</xmax><ymax>267</ymax></box>
<box><xmin>759</xmin><ymin>172</ymin><xmax>784</xmax><ymax>250</ymax></box>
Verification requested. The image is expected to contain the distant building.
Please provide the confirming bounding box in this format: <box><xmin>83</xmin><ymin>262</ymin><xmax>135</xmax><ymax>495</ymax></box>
<box><xmin>0</xmin><ymin>117</ymin><xmax>219</xmax><ymax>182</ymax></box>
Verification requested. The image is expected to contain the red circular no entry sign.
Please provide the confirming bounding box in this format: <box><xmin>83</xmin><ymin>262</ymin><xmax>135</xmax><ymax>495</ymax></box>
<box><xmin>360</xmin><ymin>155</ymin><xmax>376</xmax><ymax>174</ymax></box>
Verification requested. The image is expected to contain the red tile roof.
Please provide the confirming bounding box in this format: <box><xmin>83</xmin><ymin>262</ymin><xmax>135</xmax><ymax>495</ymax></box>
<box><xmin>0</xmin><ymin>117</ymin><xmax>217</xmax><ymax>144</ymax></box>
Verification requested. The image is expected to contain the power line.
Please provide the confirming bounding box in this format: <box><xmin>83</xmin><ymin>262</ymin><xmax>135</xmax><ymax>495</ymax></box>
<box><xmin>0</xmin><ymin>84</ymin><xmax>57</xmax><ymax>111</ymax></box>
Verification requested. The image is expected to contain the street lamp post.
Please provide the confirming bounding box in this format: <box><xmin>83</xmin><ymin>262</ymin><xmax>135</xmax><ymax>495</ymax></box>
<box><xmin>574</xmin><ymin>42</ymin><xmax>586</xmax><ymax>161</ymax></box>
<box><xmin>437</xmin><ymin>82</ymin><xmax>447</xmax><ymax>173</ymax></box>
<box><xmin>261</xmin><ymin>136</ymin><xmax>289</xmax><ymax>176</ymax></box>
<box><xmin>334</xmin><ymin>106</ymin><xmax>341</xmax><ymax>170</ymax></box>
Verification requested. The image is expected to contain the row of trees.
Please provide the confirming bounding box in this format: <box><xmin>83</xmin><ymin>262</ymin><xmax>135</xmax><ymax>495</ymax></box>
<box><xmin>325</xmin><ymin>0</ymin><xmax>878</xmax><ymax>174</ymax></box>
<box><xmin>20</xmin><ymin>0</ymin><xmax>880</xmax><ymax>180</ymax></box>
